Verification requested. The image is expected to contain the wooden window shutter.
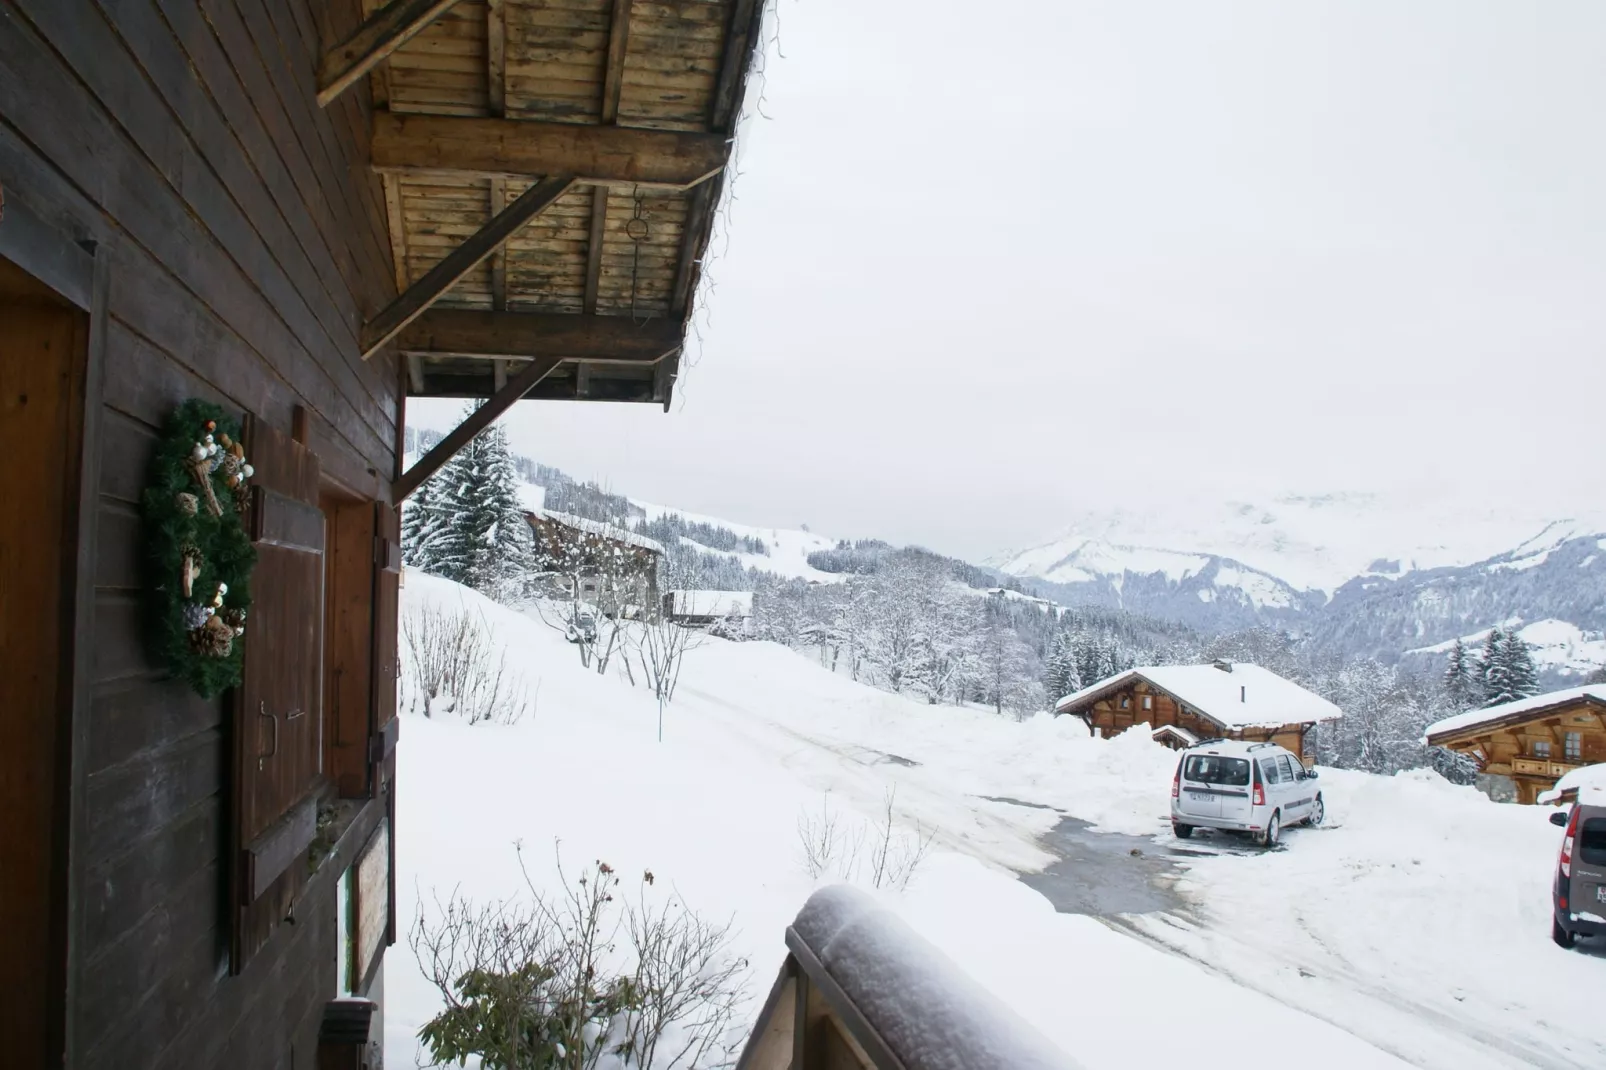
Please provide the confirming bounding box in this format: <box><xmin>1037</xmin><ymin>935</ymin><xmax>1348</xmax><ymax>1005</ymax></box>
<box><xmin>373</xmin><ymin>502</ymin><xmax>401</xmax><ymax>954</ymax></box>
<box><xmin>370</xmin><ymin>501</ymin><xmax>401</xmax><ymax>782</ymax></box>
<box><xmin>231</xmin><ymin>415</ymin><xmax>325</xmax><ymax>973</ymax></box>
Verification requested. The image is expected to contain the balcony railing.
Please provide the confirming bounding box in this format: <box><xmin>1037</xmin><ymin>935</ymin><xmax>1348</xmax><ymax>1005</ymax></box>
<box><xmin>736</xmin><ymin>886</ymin><xmax>1082</xmax><ymax>1070</ymax></box>
<box><xmin>1511</xmin><ymin>757</ymin><xmax>1582</xmax><ymax>779</ymax></box>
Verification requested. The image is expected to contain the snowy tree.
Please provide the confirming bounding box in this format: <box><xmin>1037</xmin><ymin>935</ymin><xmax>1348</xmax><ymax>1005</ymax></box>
<box><xmin>1476</xmin><ymin>628</ymin><xmax>1507</xmax><ymax>706</ymax></box>
<box><xmin>401</xmin><ymin>469</ymin><xmax>449</xmax><ymax>571</ymax></box>
<box><xmin>1498</xmin><ymin>629</ymin><xmax>1540</xmax><ymax>702</ymax></box>
<box><xmin>1043</xmin><ymin>631</ymin><xmax>1083</xmax><ymax>702</ymax></box>
<box><xmin>431</xmin><ymin>410</ymin><xmax>535</xmax><ymax>600</ymax></box>
<box><xmin>1586</xmin><ymin>664</ymin><xmax>1606</xmax><ymax>685</ymax></box>
<box><xmin>978</xmin><ymin>596</ymin><xmax>1038</xmax><ymax>718</ymax></box>
<box><xmin>1442</xmin><ymin>638</ymin><xmax>1475</xmax><ymax>711</ymax></box>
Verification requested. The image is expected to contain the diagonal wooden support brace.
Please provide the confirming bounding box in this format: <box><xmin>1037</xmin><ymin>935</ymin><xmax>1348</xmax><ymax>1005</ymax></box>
<box><xmin>361</xmin><ymin>174</ymin><xmax>576</xmax><ymax>360</ymax></box>
<box><xmin>318</xmin><ymin>0</ymin><xmax>466</xmax><ymax>107</ymax></box>
<box><xmin>394</xmin><ymin>356</ymin><xmax>562</xmax><ymax>501</ymax></box>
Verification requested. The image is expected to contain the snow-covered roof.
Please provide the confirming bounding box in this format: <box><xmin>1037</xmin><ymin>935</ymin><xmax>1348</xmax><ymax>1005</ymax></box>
<box><xmin>1152</xmin><ymin>724</ymin><xmax>1199</xmax><ymax>745</ymax></box>
<box><xmin>1538</xmin><ymin>763</ymin><xmax>1606</xmax><ymax>806</ymax></box>
<box><xmin>665</xmin><ymin>589</ymin><xmax>754</xmax><ymax>617</ymax></box>
<box><xmin>1423</xmin><ymin>686</ymin><xmax>1606</xmax><ymax>743</ymax></box>
<box><xmin>1054</xmin><ymin>663</ymin><xmax>1343</xmax><ymax>730</ymax></box>
<box><xmin>527</xmin><ymin>509</ymin><xmax>665</xmax><ymax>555</ymax></box>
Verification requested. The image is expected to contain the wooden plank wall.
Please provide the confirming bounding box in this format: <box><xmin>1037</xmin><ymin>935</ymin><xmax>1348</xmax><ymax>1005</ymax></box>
<box><xmin>0</xmin><ymin>0</ymin><xmax>400</xmax><ymax>1066</ymax></box>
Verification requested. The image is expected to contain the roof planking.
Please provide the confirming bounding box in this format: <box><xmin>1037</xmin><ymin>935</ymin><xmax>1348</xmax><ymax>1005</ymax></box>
<box><xmin>368</xmin><ymin>0</ymin><xmax>767</xmax><ymax>409</ymax></box>
<box><xmin>1055</xmin><ymin>663</ymin><xmax>1344</xmax><ymax>730</ymax></box>
<box><xmin>1423</xmin><ymin>685</ymin><xmax>1606</xmax><ymax>743</ymax></box>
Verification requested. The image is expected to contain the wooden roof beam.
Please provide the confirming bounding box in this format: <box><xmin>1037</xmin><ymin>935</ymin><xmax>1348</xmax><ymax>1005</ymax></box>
<box><xmin>396</xmin><ymin>309</ymin><xmax>681</xmax><ymax>363</ymax></box>
<box><xmin>318</xmin><ymin>0</ymin><xmax>466</xmax><ymax>107</ymax></box>
<box><xmin>370</xmin><ymin>114</ymin><xmax>727</xmax><ymax>189</ymax></box>
<box><xmin>395</xmin><ymin>356</ymin><xmax>563</xmax><ymax>501</ymax></box>
<box><xmin>361</xmin><ymin>175</ymin><xmax>576</xmax><ymax>360</ymax></box>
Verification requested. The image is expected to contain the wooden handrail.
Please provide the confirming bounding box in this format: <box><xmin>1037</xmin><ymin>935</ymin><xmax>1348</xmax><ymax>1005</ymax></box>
<box><xmin>735</xmin><ymin>886</ymin><xmax>1083</xmax><ymax>1070</ymax></box>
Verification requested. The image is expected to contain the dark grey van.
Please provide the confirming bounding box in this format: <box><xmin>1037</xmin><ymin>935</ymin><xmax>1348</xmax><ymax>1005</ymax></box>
<box><xmin>1551</xmin><ymin>798</ymin><xmax>1606</xmax><ymax>949</ymax></box>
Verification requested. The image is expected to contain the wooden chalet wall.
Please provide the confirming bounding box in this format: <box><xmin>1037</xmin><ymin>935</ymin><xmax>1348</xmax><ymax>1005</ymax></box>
<box><xmin>1076</xmin><ymin>680</ymin><xmax>1312</xmax><ymax>763</ymax></box>
<box><xmin>1430</xmin><ymin>698</ymin><xmax>1606</xmax><ymax>804</ymax></box>
<box><xmin>0</xmin><ymin>0</ymin><xmax>400</xmax><ymax>1066</ymax></box>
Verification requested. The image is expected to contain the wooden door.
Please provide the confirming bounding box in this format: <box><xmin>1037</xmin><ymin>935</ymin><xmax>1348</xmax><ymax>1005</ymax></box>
<box><xmin>0</xmin><ymin>254</ymin><xmax>86</xmax><ymax>1066</ymax></box>
<box><xmin>232</xmin><ymin>416</ymin><xmax>325</xmax><ymax>971</ymax></box>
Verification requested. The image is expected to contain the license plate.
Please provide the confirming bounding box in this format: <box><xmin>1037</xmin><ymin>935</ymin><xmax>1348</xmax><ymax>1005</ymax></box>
<box><xmin>1597</xmin><ymin>886</ymin><xmax>1606</xmax><ymax>904</ymax></box>
<box><xmin>1187</xmin><ymin>792</ymin><xmax>1211</xmax><ymax>803</ymax></box>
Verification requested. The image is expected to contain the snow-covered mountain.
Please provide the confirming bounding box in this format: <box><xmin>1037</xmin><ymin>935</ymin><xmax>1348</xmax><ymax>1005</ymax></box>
<box><xmin>991</xmin><ymin>493</ymin><xmax>1606</xmax><ymax>671</ymax></box>
<box><xmin>991</xmin><ymin>492</ymin><xmax>1605</xmax><ymax>597</ymax></box>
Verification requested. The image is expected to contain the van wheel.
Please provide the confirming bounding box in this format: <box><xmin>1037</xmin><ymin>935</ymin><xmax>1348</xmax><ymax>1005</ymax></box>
<box><xmin>1173</xmin><ymin>823</ymin><xmax>1194</xmax><ymax>839</ymax></box>
<box><xmin>1257</xmin><ymin>811</ymin><xmax>1281</xmax><ymax>848</ymax></box>
<box><xmin>1553</xmin><ymin>917</ymin><xmax>1576</xmax><ymax>949</ymax></box>
<box><xmin>1309</xmin><ymin>795</ymin><xmax>1325</xmax><ymax>827</ymax></box>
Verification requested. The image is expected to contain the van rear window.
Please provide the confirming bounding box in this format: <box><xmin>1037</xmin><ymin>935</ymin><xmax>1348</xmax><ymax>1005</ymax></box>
<box><xmin>1184</xmin><ymin>755</ymin><xmax>1250</xmax><ymax>787</ymax></box>
<box><xmin>1580</xmin><ymin>819</ymin><xmax>1606</xmax><ymax>866</ymax></box>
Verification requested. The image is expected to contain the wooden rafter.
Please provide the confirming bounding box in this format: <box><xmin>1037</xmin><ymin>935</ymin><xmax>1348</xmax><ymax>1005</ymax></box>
<box><xmin>370</xmin><ymin>114</ymin><xmax>726</xmax><ymax>189</ymax></box>
<box><xmin>600</xmin><ymin>0</ymin><xmax>634</xmax><ymax>124</ymax></box>
<box><xmin>361</xmin><ymin>175</ymin><xmax>576</xmax><ymax>360</ymax></box>
<box><xmin>397</xmin><ymin>308</ymin><xmax>681</xmax><ymax>362</ymax></box>
<box><xmin>396</xmin><ymin>356</ymin><xmax>563</xmax><ymax>500</ymax></box>
<box><xmin>583</xmin><ymin>186</ymin><xmax>608</xmax><ymax>314</ymax></box>
<box><xmin>486</xmin><ymin>0</ymin><xmax>507</xmax><ymax>116</ymax></box>
<box><xmin>318</xmin><ymin>0</ymin><xmax>465</xmax><ymax>107</ymax></box>
<box><xmin>710</xmin><ymin>0</ymin><xmax>762</xmax><ymax>132</ymax></box>
<box><xmin>490</xmin><ymin>180</ymin><xmax>509</xmax><ymax>311</ymax></box>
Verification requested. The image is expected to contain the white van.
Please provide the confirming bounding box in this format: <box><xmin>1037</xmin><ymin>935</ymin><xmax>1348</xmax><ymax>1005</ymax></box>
<box><xmin>1171</xmin><ymin>739</ymin><xmax>1325</xmax><ymax>847</ymax></box>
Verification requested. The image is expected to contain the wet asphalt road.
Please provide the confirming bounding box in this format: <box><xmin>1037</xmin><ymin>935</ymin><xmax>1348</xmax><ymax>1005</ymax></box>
<box><xmin>1019</xmin><ymin>815</ymin><xmax>1186</xmax><ymax>917</ymax></box>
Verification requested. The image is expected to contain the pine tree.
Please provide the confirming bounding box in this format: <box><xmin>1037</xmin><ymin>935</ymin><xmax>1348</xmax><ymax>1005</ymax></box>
<box><xmin>1442</xmin><ymin>638</ymin><xmax>1474</xmax><ymax>710</ymax></box>
<box><xmin>1475</xmin><ymin>628</ymin><xmax>1503</xmax><ymax>705</ymax></box>
<box><xmin>428</xmin><ymin>408</ymin><xmax>534</xmax><ymax>599</ymax></box>
<box><xmin>401</xmin><ymin>470</ymin><xmax>448</xmax><ymax>570</ymax></box>
<box><xmin>1499</xmin><ymin>629</ymin><xmax>1540</xmax><ymax>700</ymax></box>
<box><xmin>1043</xmin><ymin>631</ymin><xmax>1083</xmax><ymax>702</ymax></box>
<box><xmin>1480</xmin><ymin>627</ymin><xmax>1519</xmax><ymax>707</ymax></box>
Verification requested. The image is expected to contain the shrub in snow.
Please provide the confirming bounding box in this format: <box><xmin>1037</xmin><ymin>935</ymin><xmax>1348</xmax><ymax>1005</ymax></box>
<box><xmin>402</xmin><ymin>602</ymin><xmax>536</xmax><ymax>724</ymax></box>
<box><xmin>412</xmin><ymin>847</ymin><xmax>748</xmax><ymax>1070</ymax></box>
<box><xmin>797</xmin><ymin>788</ymin><xmax>936</xmax><ymax>892</ymax></box>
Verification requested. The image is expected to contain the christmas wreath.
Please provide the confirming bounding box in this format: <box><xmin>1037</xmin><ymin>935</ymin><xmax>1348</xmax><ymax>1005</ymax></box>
<box><xmin>142</xmin><ymin>400</ymin><xmax>258</xmax><ymax>698</ymax></box>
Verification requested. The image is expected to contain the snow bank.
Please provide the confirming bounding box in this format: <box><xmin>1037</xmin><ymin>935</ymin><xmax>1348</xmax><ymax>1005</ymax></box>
<box><xmin>389</xmin><ymin>574</ymin><xmax>1589</xmax><ymax>1069</ymax></box>
<box><xmin>1538</xmin><ymin>762</ymin><xmax>1606</xmax><ymax>805</ymax></box>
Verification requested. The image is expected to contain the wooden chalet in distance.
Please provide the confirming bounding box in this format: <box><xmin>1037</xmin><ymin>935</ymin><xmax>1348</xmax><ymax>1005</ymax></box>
<box><xmin>525</xmin><ymin>507</ymin><xmax>664</xmax><ymax>610</ymax></box>
<box><xmin>1425</xmin><ymin>686</ymin><xmax>1606</xmax><ymax>804</ymax></box>
<box><xmin>1054</xmin><ymin>661</ymin><xmax>1343</xmax><ymax>765</ymax></box>
<box><xmin>0</xmin><ymin>1</ymin><xmax>763</xmax><ymax>1068</ymax></box>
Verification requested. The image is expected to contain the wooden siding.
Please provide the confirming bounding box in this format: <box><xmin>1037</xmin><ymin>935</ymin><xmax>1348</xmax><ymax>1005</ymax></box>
<box><xmin>1069</xmin><ymin>680</ymin><xmax>1315</xmax><ymax>765</ymax></box>
<box><xmin>1429</xmin><ymin>698</ymin><xmax>1606</xmax><ymax>804</ymax></box>
<box><xmin>0</xmin><ymin>0</ymin><xmax>400</xmax><ymax>1065</ymax></box>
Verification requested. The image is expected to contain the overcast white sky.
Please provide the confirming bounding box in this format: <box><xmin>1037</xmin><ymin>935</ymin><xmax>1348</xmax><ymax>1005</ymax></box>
<box><xmin>414</xmin><ymin>0</ymin><xmax>1606</xmax><ymax>562</ymax></box>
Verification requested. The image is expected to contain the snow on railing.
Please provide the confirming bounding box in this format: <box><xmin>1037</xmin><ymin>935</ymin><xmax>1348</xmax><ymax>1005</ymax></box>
<box><xmin>736</xmin><ymin>886</ymin><xmax>1083</xmax><ymax>1070</ymax></box>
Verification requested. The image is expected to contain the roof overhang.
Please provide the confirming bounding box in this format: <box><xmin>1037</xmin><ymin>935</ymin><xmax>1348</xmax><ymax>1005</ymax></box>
<box><xmin>330</xmin><ymin>0</ymin><xmax>765</xmax><ymax>413</ymax></box>
<box><xmin>1425</xmin><ymin>694</ymin><xmax>1606</xmax><ymax>747</ymax></box>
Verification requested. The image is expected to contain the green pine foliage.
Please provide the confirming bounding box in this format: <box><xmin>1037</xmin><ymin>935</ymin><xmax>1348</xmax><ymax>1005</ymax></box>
<box><xmin>140</xmin><ymin>400</ymin><xmax>256</xmax><ymax>699</ymax></box>
<box><xmin>407</xmin><ymin>407</ymin><xmax>534</xmax><ymax>600</ymax></box>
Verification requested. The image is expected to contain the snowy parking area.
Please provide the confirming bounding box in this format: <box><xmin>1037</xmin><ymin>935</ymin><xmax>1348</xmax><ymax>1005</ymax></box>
<box><xmin>387</xmin><ymin>575</ymin><xmax>1601</xmax><ymax>1069</ymax></box>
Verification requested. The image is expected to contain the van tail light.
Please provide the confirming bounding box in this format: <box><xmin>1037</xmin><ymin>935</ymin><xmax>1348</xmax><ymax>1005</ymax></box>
<box><xmin>1561</xmin><ymin>806</ymin><xmax>1580</xmax><ymax>878</ymax></box>
<box><xmin>1253</xmin><ymin>783</ymin><xmax>1265</xmax><ymax>807</ymax></box>
<box><xmin>1172</xmin><ymin>765</ymin><xmax>1181</xmax><ymax>798</ymax></box>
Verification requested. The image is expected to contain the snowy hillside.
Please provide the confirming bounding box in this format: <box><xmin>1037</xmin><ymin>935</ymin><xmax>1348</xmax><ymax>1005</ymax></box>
<box><xmin>389</xmin><ymin>573</ymin><xmax>1603</xmax><ymax>1070</ymax></box>
<box><xmin>992</xmin><ymin>492</ymin><xmax>1606</xmax><ymax>597</ymax></box>
<box><xmin>1407</xmin><ymin>619</ymin><xmax>1606</xmax><ymax>679</ymax></box>
<box><xmin>630</xmin><ymin>498</ymin><xmax>841</xmax><ymax>583</ymax></box>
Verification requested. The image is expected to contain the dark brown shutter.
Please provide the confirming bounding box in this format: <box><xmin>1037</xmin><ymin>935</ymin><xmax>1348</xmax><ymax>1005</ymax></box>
<box><xmin>231</xmin><ymin>416</ymin><xmax>325</xmax><ymax>973</ymax></box>
<box><xmin>373</xmin><ymin>502</ymin><xmax>401</xmax><ymax>950</ymax></box>
<box><xmin>370</xmin><ymin>501</ymin><xmax>401</xmax><ymax>782</ymax></box>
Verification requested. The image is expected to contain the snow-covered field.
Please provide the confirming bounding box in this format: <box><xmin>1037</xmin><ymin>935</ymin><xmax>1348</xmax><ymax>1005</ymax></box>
<box><xmin>387</xmin><ymin>574</ymin><xmax>1602</xmax><ymax>1069</ymax></box>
